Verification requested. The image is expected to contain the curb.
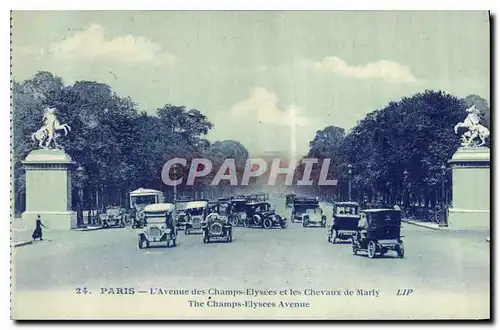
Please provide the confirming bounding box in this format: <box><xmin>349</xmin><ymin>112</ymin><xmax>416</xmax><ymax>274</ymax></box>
<box><xmin>74</xmin><ymin>226</ymin><xmax>103</xmax><ymax>232</ymax></box>
<box><xmin>402</xmin><ymin>219</ymin><xmax>445</xmax><ymax>230</ymax></box>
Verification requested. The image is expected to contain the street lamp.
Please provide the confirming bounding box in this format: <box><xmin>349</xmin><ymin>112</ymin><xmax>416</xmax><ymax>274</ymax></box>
<box><xmin>440</xmin><ymin>164</ymin><xmax>446</xmax><ymax>208</ymax></box>
<box><xmin>172</xmin><ymin>164</ymin><xmax>178</xmax><ymax>202</ymax></box>
<box><xmin>348</xmin><ymin>164</ymin><xmax>353</xmax><ymax>201</ymax></box>
<box><xmin>76</xmin><ymin>165</ymin><xmax>85</xmax><ymax>227</ymax></box>
<box><xmin>403</xmin><ymin>169</ymin><xmax>409</xmax><ymax>208</ymax></box>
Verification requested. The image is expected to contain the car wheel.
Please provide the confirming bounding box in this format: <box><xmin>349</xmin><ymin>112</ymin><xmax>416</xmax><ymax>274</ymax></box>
<box><xmin>244</xmin><ymin>218</ymin><xmax>250</xmax><ymax>228</ymax></box>
<box><xmin>253</xmin><ymin>215</ymin><xmax>262</xmax><ymax>226</ymax></box>
<box><xmin>396</xmin><ymin>242</ymin><xmax>404</xmax><ymax>258</ymax></box>
<box><xmin>138</xmin><ymin>236</ymin><xmax>144</xmax><ymax>249</ymax></box>
<box><xmin>263</xmin><ymin>218</ymin><xmax>273</xmax><ymax>229</ymax></box>
<box><xmin>280</xmin><ymin>220</ymin><xmax>288</xmax><ymax>229</ymax></box>
<box><xmin>367</xmin><ymin>241</ymin><xmax>377</xmax><ymax>259</ymax></box>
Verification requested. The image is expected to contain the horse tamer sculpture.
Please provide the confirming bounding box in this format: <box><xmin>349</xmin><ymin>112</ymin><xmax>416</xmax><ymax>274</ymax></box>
<box><xmin>454</xmin><ymin>105</ymin><xmax>490</xmax><ymax>148</ymax></box>
<box><xmin>31</xmin><ymin>107</ymin><xmax>71</xmax><ymax>150</ymax></box>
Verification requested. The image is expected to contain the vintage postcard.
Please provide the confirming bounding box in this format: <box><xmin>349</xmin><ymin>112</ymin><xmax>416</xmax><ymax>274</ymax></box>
<box><xmin>10</xmin><ymin>11</ymin><xmax>491</xmax><ymax>320</ymax></box>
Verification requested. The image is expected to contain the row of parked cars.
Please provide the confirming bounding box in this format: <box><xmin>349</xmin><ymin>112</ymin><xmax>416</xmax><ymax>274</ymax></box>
<box><xmin>285</xmin><ymin>194</ymin><xmax>405</xmax><ymax>259</ymax></box>
<box><xmin>137</xmin><ymin>193</ymin><xmax>289</xmax><ymax>249</ymax></box>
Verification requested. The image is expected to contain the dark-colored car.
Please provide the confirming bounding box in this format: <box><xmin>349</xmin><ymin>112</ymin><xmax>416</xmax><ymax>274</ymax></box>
<box><xmin>174</xmin><ymin>197</ymin><xmax>193</xmax><ymax>231</ymax></box>
<box><xmin>227</xmin><ymin>198</ymin><xmax>248</xmax><ymax>227</ymax></box>
<box><xmin>328</xmin><ymin>202</ymin><xmax>360</xmax><ymax>243</ymax></box>
<box><xmin>351</xmin><ymin>209</ymin><xmax>404</xmax><ymax>259</ymax></box>
<box><xmin>243</xmin><ymin>201</ymin><xmax>287</xmax><ymax>229</ymax></box>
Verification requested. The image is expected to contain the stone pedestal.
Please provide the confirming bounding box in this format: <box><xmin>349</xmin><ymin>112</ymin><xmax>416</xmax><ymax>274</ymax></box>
<box><xmin>447</xmin><ymin>147</ymin><xmax>490</xmax><ymax>230</ymax></box>
<box><xmin>21</xmin><ymin>149</ymin><xmax>77</xmax><ymax>230</ymax></box>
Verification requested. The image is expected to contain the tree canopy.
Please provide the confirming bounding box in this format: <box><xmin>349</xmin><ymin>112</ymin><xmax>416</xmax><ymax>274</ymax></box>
<box><xmin>12</xmin><ymin>71</ymin><xmax>248</xmax><ymax>212</ymax></box>
<box><xmin>299</xmin><ymin>90</ymin><xmax>490</xmax><ymax>206</ymax></box>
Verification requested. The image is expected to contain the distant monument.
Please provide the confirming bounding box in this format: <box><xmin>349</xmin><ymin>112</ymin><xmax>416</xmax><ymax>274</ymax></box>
<box><xmin>448</xmin><ymin>105</ymin><xmax>490</xmax><ymax>229</ymax></box>
<box><xmin>22</xmin><ymin>107</ymin><xmax>77</xmax><ymax>230</ymax></box>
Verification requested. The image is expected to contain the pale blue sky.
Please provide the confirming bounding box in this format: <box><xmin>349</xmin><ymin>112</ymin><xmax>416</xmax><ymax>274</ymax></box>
<box><xmin>11</xmin><ymin>11</ymin><xmax>490</xmax><ymax>157</ymax></box>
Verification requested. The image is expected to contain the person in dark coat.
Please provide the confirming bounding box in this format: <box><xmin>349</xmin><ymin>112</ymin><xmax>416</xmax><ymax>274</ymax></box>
<box><xmin>32</xmin><ymin>215</ymin><xmax>46</xmax><ymax>241</ymax></box>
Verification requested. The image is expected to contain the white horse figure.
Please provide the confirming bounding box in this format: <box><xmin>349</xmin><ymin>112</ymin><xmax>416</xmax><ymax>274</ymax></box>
<box><xmin>31</xmin><ymin>107</ymin><xmax>72</xmax><ymax>149</ymax></box>
<box><xmin>454</xmin><ymin>105</ymin><xmax>490</xmax><ymax>147</ymax></box>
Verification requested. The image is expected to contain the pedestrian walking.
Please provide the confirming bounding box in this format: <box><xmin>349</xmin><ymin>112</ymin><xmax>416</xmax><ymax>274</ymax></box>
<box><xmin>32</xmin><ymin>215</ymin><xmax>46</xmax><ymax>241</ymax></box>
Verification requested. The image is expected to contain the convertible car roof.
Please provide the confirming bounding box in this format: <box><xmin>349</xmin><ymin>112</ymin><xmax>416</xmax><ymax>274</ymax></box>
<box><xmin>144</xmin><ymin>203</ymin><xmax>175</xmax><ymax>212</ymax></box>
<box><xmin>186</xmin><ymin>200</ymin><xmax>208</xmax><ymax>209</ymax></box>
<box><xmin>130</xmin><ymin>187</ymin><xmax>162</xmax><ymax>196</ymax></box>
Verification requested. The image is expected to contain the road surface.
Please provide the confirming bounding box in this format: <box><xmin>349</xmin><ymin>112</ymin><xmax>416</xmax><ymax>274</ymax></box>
<box><xmin>11</xmin><ymin>199</ymin><xmax>490</xmax><ymax>319</ymax></box>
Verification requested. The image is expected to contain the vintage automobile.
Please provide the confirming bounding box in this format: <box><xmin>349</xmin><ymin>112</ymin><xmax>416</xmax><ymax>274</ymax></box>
<box><xmin>246</xmin><ymin>193</ymin><xmax>269</xmax><ymax>202</ymax></box>
<box><xmin>129</xmin><ymin>188</ymin><xmax>164</xmax><ymax>228</ymax></box>
<box><xmin>227</xmin><ymin>198</ymin><xmax>248</xmax><ymax>227</ymax></box>
<box><xmin>101</xmin><ymin>206</ymin><xmax>126</xmax><ymax>228</ymax></box>
<box><xmin>244</xmin><ymin>201</ymin><xmax>287</xmax><ymax>229</ymax></box>
<box><xmin>351</xmin><ymin>209</ymin><xmax>404</xmax><ymax>259</ymax></box>
<box><xmin>328</xmin><ymin>202</ymin><xmax>360</xmax><ymax>243</ymax></box>
<box><xmin>138</xmin><ymin>203</ymin><xmax>178</xmax><ymax>249</ymax></box>
<box><xmin>202</xmin><ymin>202</ymin><xmax>233</xmax><ymax>243</ymax></box>
<box><xmin>97</xmin><ymin>205</ymin><xmax>130</xmax><ymax>228</ymax></box>
<box><xmin>184</xmin><ymin>200</ymin><xmax>208</xmax><ymax>235</ymax></box>
<box><xmin>285</xmin><ymin>194</ymin><xmax>296</xmax><ymax>208</ymax></box>
<box><xmin>174</xmin><ymin>197</ymin><xmax>192</xmax><ymax>231</ymax></box>
<box><xmin>302</xmin><ymin>207</ymin><xmax>326</xmax><ymax>228</ymax></box>
<box><xmin>290</xmin><ymin>197</ymin><xmax>325</xmax><ymax>226</ymax></box>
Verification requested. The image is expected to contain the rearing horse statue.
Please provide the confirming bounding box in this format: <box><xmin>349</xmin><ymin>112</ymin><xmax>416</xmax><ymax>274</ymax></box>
<box><xmin>31</xmin><ymin>107</ymin><xmax>71</xmax><ymax>150</ymax></box>
<box><xmin>454</xmin><ymin>105</ymin><xmax>490</xmax><ymax>147</ymax></box>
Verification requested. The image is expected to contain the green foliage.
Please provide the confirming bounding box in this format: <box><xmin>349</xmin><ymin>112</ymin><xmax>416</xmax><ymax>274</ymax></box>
<box><xmin>303</xmin><ymin>90</ymin><xmax>489</xmax><ymax>204</ymax></box>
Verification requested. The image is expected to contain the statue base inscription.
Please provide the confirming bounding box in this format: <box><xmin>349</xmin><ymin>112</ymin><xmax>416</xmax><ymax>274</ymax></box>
<box><xmin>447</xmin><ymin>147</ymin><xmax>490</xmax><ymax>230</ymax></box>
<box><xmin>21</xmin><ymin>149</ymin><xmax>77</xmax><ymax>230</ymax></box>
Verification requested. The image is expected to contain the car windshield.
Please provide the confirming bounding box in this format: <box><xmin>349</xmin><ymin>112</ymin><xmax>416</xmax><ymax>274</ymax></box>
<box><xmin>146</xmin><ymin>215</ymin><xmax>165</xmax><ymax>224</ymax></box>
<box><xmin>187</xmin><ymin>207</ymin><xmax>204</xmax><ymax>216</ymax></box>
<box><xmin>218</xmin><ymin>204</ymin><xmax>229</xmax><ymax>215</ymax></box>
<box><xmin>145</xmin><ymin>211</ymin><xmax>172</xmax><ymax>224</ymax></box>
<box><xmin>336</xmin><ymin>206</ymin><xmax>358</xmax><ymax>214</ymax></box>
<box><xmin>306</xmin><ymin>207</ymin><xmax>322</xmax><ymax>214</ymax></box>
<box><xmin>254</xmin><ymin>204</ymin><xmax>270</xmax><ymax>212</ymax></box>
<box><xmin>232</xmin><ymin>203</ymin><xmax>246</xmax><ymax>212</ymax></box>
<box><xmin>132</xmin><ymin>195</ymin><xmax>157</xmax><ymax>206</ymax></box>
